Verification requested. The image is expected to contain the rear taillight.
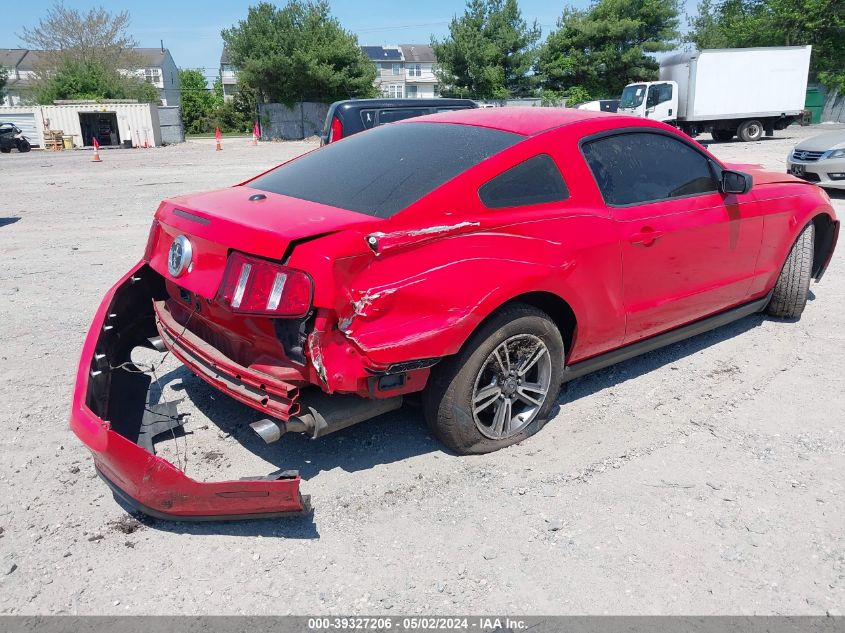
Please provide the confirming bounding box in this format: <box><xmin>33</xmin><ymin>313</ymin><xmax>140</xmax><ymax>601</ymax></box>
<box><xmin>217</xmin><ymin>252</ymin><xmax>312</xmax><ymax>317</ymax></box>
<box><xmin>329</xmin><ymin>115</ymin><xmax>343</xmax><ymax>143</ymax></box>
<box><xmin>143</xmin><ymin>219</ymin><xmax>160</xmax><ymax>261</ymax></box>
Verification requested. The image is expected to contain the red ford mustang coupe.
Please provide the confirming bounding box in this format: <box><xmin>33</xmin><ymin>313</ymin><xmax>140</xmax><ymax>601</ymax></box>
<box><xmin>71</xmin><ymin>108</ymin><xmax>838</xmax><ymax>520</ymax></box>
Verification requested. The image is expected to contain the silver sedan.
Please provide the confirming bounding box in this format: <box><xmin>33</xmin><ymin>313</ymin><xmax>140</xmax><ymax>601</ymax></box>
<box><xmin>787</xmin><ymin>130</ymin><xmax>845</xmax><ymax>190</ymax></box>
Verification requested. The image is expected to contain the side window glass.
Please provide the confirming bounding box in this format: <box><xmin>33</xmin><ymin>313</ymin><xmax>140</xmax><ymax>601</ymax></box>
<box><xmin>376</xmin><ymin>108</ymin><xmax>429</xmax><ymax>124</ymax></box>
<box><xmin>647</xmin><ymin>84</ymin><xmax>673</xmax><ymax>107</ymax></box>
<box><xmin>479</xmin><ymin>154</ymin><xmax>569</xmax><ymax>209</ymax></box>
<box><xmin>582</xmin><ymin>132</ymin><xmax>718</xmax><ymax>206</ymax></box>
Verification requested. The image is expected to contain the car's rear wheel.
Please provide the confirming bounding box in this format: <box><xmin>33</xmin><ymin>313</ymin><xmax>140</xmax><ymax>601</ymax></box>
<box><xmin>0</xmin><ymin>147</ymin><xmax>10</xmax><ymax>154</ymax></box>
<box><xmin>766</xmin><ymin>222</ymin><xmax>815</xmax><ymax>319</ymax></box>
<box><xmin>423</xmin><ymin>303</ymin><xmax>564</xmax><ymax>454</ymax></box>
<box><xmin>711</xmin><ymin>129</ymin><xmax>734</xmax><ymax>142</ymax></box>
<box><xmin>737</xmin><ymin>119</ymin><xmax>764</xmax><ymax>142</ymax></box>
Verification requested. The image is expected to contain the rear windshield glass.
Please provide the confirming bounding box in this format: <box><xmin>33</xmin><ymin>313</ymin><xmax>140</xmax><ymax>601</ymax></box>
<box><xmin>248</xmin><ymin>122</ymin><xmax>523</xmax><ymax>218</ymax></box>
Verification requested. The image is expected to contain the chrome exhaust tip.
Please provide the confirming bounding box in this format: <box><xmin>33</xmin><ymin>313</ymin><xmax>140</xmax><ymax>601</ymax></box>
<box><xmin>148</xmin><ymin>336</ymin><xmax>167</xmax><ymax>352</ymax></box>
<box><xmin>250</xmin><ymin>418</ymin><xmax>283</xmax><ymax>444</ymax></box>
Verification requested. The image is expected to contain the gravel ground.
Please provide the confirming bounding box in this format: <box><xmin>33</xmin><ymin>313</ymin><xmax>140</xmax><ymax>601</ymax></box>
<box><xmin>0</xmin><ymin>126</ymin><xmax>843</xmax><ymax>616</ymax></box>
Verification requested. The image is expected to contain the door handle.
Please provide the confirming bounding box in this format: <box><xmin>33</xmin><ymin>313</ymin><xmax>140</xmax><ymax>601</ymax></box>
<box><xmin>629</xmin><ymin>227</ymin><xmax>664</xmax><ymax>247</ymax></box>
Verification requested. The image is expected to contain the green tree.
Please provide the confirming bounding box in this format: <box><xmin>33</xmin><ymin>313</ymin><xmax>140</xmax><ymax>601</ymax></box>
<box><xmin>222</xmin><ymin>1</ymin><xmax>377</xmax><ymax>105</ymax></box>
<box><xmin>687</xmin><ymin>0</ymin><xmax>845</xmax><ymax>92</ymax></box>
<box><xmin>539</xmin><ymin>0</ymin><xmax>680</xmax><ymax>99</ymax></box>
<box><xmin>432</xmin><ymin>0</ymin><xmax>541</xmax><ymax>99</ymax></box>
<box><xmin>34</xmin><ymin>59</ymin><xmax>159</xmax><ymax>104</ymax></box>
<box><xmin>179</xmin><ymin>69</ymin><xmax>216</xmax><ymax>134</ymax></box>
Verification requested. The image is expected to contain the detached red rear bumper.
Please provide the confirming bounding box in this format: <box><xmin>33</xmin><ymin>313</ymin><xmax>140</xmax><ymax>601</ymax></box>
<box><xmin>69</xmin><ymin>261</ymin><xmax>310</xmax><ymax>521</ymax></box>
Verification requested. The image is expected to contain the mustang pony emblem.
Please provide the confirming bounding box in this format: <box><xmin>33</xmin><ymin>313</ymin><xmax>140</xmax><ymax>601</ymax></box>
<box><xmin>167</xmin><ymin>235</ymin><xmax>192</xmax><ymax>277</ymax></box>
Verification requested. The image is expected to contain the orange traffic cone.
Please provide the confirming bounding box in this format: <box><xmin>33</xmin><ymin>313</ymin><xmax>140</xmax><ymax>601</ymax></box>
<box><xmin>215</xmin><ymin>127</ymin><xmax>222</xmax><ymax>151</ymax></box>
<box><xmin>91</xmin><ymin>137</ymin><xmax>102</xmax><ymax>162</ymax></box>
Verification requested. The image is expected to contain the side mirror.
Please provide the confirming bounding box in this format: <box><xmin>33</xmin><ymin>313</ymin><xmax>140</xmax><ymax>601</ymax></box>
<box><xmin>721</xmin><ymin>169</ymin><xmax>753</xmax><ymax>195</ymax></box>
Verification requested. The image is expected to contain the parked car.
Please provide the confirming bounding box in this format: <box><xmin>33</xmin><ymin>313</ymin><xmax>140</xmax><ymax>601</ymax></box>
<box><xmin>576</xmin><ymin>99</ymin><xmax>620</xmax><ymax>113</ymax></box>
<box><xmin>320</xmin><ymin>98</ymin><xmax>477</xmax><ymax>145</ymax></box>
<box><xmin>0</xmin><ymin>122</ymin><xmax>32</xmax><ymax>153</ymax></box>
<box><xmin>72</xmin><ymin>108</ymin><xmax>838</xmax><ymax>520</ymax></box>
<box><xmin>787</xmin><ymin>130</ymin><xmax>845</xmax><ymax>190</ymax></box>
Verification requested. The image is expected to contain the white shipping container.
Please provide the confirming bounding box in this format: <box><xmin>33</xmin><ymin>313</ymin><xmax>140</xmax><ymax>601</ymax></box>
<box><xmin>0</xmin><ymin>103</ymin><xmax>162</xmax><ymax>148</ymax></box>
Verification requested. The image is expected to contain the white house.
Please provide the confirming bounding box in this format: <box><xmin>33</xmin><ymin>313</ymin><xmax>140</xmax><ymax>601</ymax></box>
<box><xmin>0</xmin><ymin>46</ymin><xmax>180</xmax><ymax>106</ymax></box>
<box><xmin>130</xmin><ymin>47</ymin><xmax>181</xmax><ymax>107</ymax></box>
<box><xmin>219</xmin><ymin>48</ymin><xmax>238</xmax><ymax>103</ymax></box>
<box><xmin>400</xmin><ymin>44</ymin><xmax>438</xmax><ymax>99</ymax></box>
<box><xmin>1</xmin><ymin>49</ymin><xmax>38</xmax><ymax>106</ymax></box>
<box><xmin>361</xmin><ymin>44</ymin><xmax>439</xmax><ymax>99</ymax></box>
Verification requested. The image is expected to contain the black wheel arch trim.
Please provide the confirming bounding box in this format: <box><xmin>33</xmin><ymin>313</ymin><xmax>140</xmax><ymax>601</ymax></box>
<box><xmin>812</xmin><ymin>215</ymin><xmax>839</xmax><ymax>282</ymax></box>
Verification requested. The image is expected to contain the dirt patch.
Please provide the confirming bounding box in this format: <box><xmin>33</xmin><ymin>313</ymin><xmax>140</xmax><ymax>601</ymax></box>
<box><xmin>107</xmin><ymin>516</ymin><xmax>149</xmax><ymax>535</ymax></box>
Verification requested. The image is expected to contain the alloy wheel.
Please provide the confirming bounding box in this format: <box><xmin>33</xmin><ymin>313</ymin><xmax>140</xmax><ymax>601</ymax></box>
<box><xmin>471</xmin><ymin>334</ymin><xmax>552</xmax><ymax>439</ymax></box>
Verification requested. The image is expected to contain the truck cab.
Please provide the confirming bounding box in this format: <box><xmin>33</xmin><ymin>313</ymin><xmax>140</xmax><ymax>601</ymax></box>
<box><xmin>617</xmin><ymin>81</ymin><xmax>678</xmax><ymax>123</ymax></box>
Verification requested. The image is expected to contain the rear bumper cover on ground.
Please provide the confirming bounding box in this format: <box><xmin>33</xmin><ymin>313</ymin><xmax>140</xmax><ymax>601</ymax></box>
<box><xmin>69</xmin><ymin>261</ymin><xmax>311</xmax><ymax>521</ymax></box>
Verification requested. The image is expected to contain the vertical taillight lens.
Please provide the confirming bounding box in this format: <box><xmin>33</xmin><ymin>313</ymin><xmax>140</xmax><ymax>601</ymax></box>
<box><xmin>143</xmin><ymin>219</ymin><xmax>160</xmax><ymax>261</ymax></box>
<box><xmin>217</xmin><ymin>252</ymin><xmax>312</xmax><ymax>317</ymax></box>
<box><xmin>329</xmin><ymin>115</ymin><xmax>343</xmax><ymax>143</ymax></box>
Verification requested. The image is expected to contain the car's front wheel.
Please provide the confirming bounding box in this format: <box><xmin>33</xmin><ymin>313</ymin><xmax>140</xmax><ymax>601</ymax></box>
<box><xmin>423</xmin><ymin>303</ymin><xmax>564</xmax><ymax>454</ymax></box>
<box><xmin>766</xmin><ymin>222</ymin><xmax>815</xmax><ymax>319</ymax></box>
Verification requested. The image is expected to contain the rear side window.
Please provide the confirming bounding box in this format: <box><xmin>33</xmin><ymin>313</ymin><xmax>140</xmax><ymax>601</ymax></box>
<box><xmin>582</xmin><ymin>132</ymin><xmax>718</xmax><ymax>206</ymax></box>
<box><xmin>248</xmin><ymin>122</ymin><xmax>523</xmax><ymax>218</ymax></box>
<box><xmin>479</xmin><ymin>155</ymin><xmax>569</xmax><ymax>209</ymax></box>
<box><xmin>377</xmin><ymin>108</ymin><xmax>430</xmax><ymax>124</ymax></box>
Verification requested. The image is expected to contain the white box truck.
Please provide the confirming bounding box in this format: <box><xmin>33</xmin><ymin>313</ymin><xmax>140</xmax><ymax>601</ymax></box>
<box><xmin>617</xmin><ymin>46</ymin><xmax>812</xmax><ymax>142</ymax></box>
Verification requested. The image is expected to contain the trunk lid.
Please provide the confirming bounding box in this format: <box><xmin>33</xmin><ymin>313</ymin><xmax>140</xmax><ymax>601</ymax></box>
<box><xmin>147</xmin><ymin>185</ymin><xmax>376</xmax><ymax>299</ymax></box>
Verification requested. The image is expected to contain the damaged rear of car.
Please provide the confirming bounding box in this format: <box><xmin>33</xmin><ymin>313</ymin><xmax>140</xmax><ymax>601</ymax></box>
<box><xmin>70</xmin><ymin>121</ymin><xmax>529</xmax><ymax>520</ymax></box>
<box><xmin>74</xmin><ymin>108</ymin><xmax>836</xmax><ymax>521</ymax></box>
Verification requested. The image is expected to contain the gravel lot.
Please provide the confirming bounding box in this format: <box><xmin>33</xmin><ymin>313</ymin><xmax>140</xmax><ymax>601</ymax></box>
<box><xmin>1</xmin><ymin>125</ymin><xmax>843</xmax><ymax>616</ymax></box>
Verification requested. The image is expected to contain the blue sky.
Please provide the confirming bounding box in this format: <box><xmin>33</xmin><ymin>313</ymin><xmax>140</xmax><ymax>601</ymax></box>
<box><xmin>5</xmin><ymin>1</ymin><xmax>696</xmax><ymax>84</ymax></box>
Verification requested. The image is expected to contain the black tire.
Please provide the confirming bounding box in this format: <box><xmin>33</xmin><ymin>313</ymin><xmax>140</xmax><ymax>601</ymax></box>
<box><xmin>737</xmin><ymin>119</ymin><xmax>764</xmax><ymax>142</ymax></box>
<box><xmin>16</xmin><ymin>139</ymin><xmax>31</xmax><ymax>153</ymax></box>
<box><xmin>423</xmin><ymin>303</ymin><xmax>564</xmax><ymax>455</ymax></box>
<box><xmin>0</xmin><ymin>148</ymin><xmax>10</xmax><ymax>154</ymax></box>
<box><xmin>711</xmin><ymin>129</ymin><xmax>734</xmax><ymax>142</ymax></box>
<box><xmin>766</xmin><ymin>223</ymin><xmax>815</xmax><ymax>319</ymax></box>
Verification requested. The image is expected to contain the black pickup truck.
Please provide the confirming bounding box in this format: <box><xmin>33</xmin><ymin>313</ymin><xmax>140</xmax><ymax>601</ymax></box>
<box><xmin>320</xmin><ymin>98</ymin><xmax>478</xmax><ymax>145</ymax></box>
